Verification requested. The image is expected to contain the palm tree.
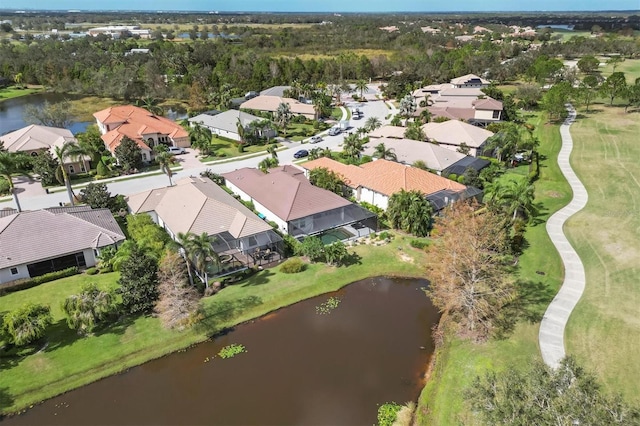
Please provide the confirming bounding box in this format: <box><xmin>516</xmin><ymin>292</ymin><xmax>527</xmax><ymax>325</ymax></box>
<box><xmin>485</xmin><ymin>179</ymin><xmax>536</xmax><ymax>222</ymax></box>
<box><xmin>364</xmin><ymin>116</ymin><xmax>382</xmax><ymax>132</ymax></box>
<box><xmin>176</xmin><ymin>232</ymin><xmax>196</xmax><ymax>286</ymax></box>
<box><xmin>188</xmin><ymin>232</ymin><xmax>219</xmax><ymax>288</ymax></box>
<box><xmin>155</xmin><ymin>151</ymin><xmax>177</xmax><ymax>187</ymax></box>
<box><xmin>266</xmin><ymin>144</ymin><xmax>278</xmax><ymax>159</ymax></box>
<box><xmin>330</xmin><ymin>84</ymin><xmax>343</xmax><ymax>105</ymax></box>
<box><xmin>274</xmin><ymin>102</ymin><xmax>292</xmax><ymax>137</ymax></box>
<box><xmin>236</xmin><ymin>118</ymin><xmax>247</xmax><ymax>147</ymax></box>
<box><xmin>53</xmin><ymin>141</ymin><xmax>87</xmax><ymax>206</ymax></box>
<box><xmin>136</xmin><ymin>97</ymin><xmax>164</xmax><ymax>116</ymax></box>
<box><xmin>188</xmin><ymin>122</ymin><xmax>213</xmax><ymax>156</ymax></box>
<box><xmin>308</xmin><ymin>147</ymin><xmax>323</xmax><ymax>160</ymax></box>
<box><xmin>387</xmin><ymin>189</ymin><xmax>433</xmax><ymax>237</ymax></box>
<box><xmin>13</xmin><ymin>72</ymin><xmax>24</xmax><ymax>88</ymax></box>
<box><xmin>0</xmin><ymin>151</ymin><xmax>32</xmax><ymax>212</ymax></box>
<box><xmin>373</xmin><ymin>143</ymin><xmax>397</xmax><ymax>161</ymax></box>
<box><xmin>399</xmin><ymin>94</ymin><xmax>417</xmax><ymax>122</ymax></box>
<box><xmin>355</xmin><ymin>79</ymin><xmax>369</xmax><ymax>98</ymax></box>
<box><xmin>321</xmin><ymin>147</ymin><xmax>334</xmax><ymax>159</ymax></box>
<box><xmin>486</xmin><ymin>123</ymin><xmax>520</xmax><ymax>163</ymax></box>
<box><xmin>258</xmin><ymin>157</ymin><xmax>279</xmax><ymax>173</ymax></box>
<box><xmin>342</xmin><ymin>133</ymin><xmax>364</xmax><ymax>163</ymax></box>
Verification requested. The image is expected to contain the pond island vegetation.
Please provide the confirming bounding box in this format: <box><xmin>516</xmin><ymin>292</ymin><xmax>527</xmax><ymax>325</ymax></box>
<box><xmin>1</xmin><ymin>9</ymin><xmax>640</xmax><ymax>425</ymax></box>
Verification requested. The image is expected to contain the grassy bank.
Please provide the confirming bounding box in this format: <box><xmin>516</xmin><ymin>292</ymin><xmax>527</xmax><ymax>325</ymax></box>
<box><xmin>417</xmin><ymin>112</ymin><xmax>572</xmax><ymax>424</ymax></box>
<box><xmin>0</xmin><ymin>86</ymin><xmax>44</xmax><ymax>102</ymax></box>
<box><xmin>564</xmin><ymin>104</ymin><xmax>640</xmax><ymax>404</ymax></box>
<box><xmin>0</xmin><ymin>236</ymin><xmax>427</xmax><ymax>415</ymax></box>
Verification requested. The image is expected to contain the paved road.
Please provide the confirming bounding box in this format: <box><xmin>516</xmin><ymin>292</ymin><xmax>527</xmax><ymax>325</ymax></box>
<box><xmin>6</xmin><ymin>95</ymin><xmax>394</xmax><ymax>211</ymax></box>
<box><xmin>538</xmin><ymin>105</ymin><xmax>589</xmax><ymax>369</ymax></box>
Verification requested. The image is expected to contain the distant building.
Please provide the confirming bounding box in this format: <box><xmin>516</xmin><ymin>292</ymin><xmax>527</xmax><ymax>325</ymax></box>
<box><xmin>88</xmin><ymin>25</ymin><xmax>150</xmax><ymax>39</ymax></box>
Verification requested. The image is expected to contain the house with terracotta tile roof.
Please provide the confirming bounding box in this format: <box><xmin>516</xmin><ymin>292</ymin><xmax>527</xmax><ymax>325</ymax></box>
<box><xmin>240</xmin><ymin>95</ymin><xmax>316</xmax><ymax>119</ymax></box>
<box><xmin>93</xmin><ymin>105</ymin><xmax>189</xmax><ymax>163</ymax></box>
<box><xmin>222</xmin><ymin>166</ymin><xmax>376</xmax><ymax>241</ymax></box>
<box><xmin>127</xmin><ymin>176</ymin><xmax>283</xmax><ymax>276</ymax></box>
<box><xmin>0</xmin><ymin>206</ymin><xmax>125</xmax><ymax>285</ymax></box>
<box><xmin>421</xmin><ymin>120</ymin><xmax>494</xmax><ymax>157</ymax></box>
<box><xmin>0</xmin><ymin>125</ymin><xmax>90</xmax><ymax>175</ymax></box>
<box><xmin>301</xmin><ymin>158</ymin><xmax>470</xmax><ymax>211</ymax></box>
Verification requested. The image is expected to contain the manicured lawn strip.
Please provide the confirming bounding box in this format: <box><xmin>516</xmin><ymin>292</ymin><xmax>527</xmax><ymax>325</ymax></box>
<box><xmin>199</xmin><ymin>137</ymin><xmax>279</xmax><ymax>162</ymax></box>
<box><xmin>417</xmin><ymin>112</ymin><xmax>572</xmax><ymax>424</ymax></box>
<box><xmin>283</xmin><ymin>123</ymin><xmax>316</xmax><ymax>141</ymax></box>
<box><xmin>564</xmin><ymin>104</ymin><xmax>640</xmax><ymax>404</ymax></box>
<box><xmin>0</xmin><ymin>86</ymin><xmax>44</xmax><ymax>101</ymax></box>
<box><xmin>0</xmin><ymin>237</ymin><xmax>426</xmax><ymax>415</ymax></box>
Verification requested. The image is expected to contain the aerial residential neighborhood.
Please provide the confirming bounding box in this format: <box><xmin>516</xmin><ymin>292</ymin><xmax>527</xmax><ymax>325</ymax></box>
<box><xmin>0</xmin><ymin>5</ymin><xmax>639</xmax><ymax>425</ymax></box>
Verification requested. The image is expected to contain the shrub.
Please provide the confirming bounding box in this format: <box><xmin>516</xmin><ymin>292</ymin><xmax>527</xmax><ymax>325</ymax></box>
<box><xmin>378</xmin><ymin>231</ymin><xmax>393</xmax><ymax>241</ymax></box>
<box><xmin>447</xmin><ymin>173</ymin><xmax>458</xmax><ymax>181</ymax></box>
<box><xmin>217</xmin><ymin>150</ymin><xmax>227</xmax><ymax>158</ymax></box>
<box><xmin>410</xmin><ymin>239</ymin><xmax>430</xmax><ymax>250</ymax></box>
<box><xmin>0</xmin><ymin>177</ymin><xmax>10</xmax><ymax>196</ymax></box>
<box><xmin>1</xmin><ymin>267</ymin><xmax>80</xmax><ymax>294</ymax></box>
<box><xmin>296</xmin><ymin>236</ymin><xmax>325</xmax><ymax>262</ymax></box>
<box><xmin>85</xmin><ymin>267</ymin><xmax>99</xmax><ymax>275</ymax></box>
<box><xmin>1</xmin><ymin>303</ymin><xmax>53</xmax><ymax>346</ymax></box>
<box><xmin>279</xmin><ymin>257</ymin><xmax>306</xmax><ymax>274</ymax></box>
<box><xmin>377</xmin><ymin>402</ymin><xmax>402</xmax><ymax>426</ymax></box>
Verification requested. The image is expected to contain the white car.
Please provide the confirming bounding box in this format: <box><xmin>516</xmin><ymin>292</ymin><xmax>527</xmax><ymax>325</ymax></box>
<box><xmin>168</xmin><ymin>146</ymin><xmax>186</xmax><ymax>155</ymax></box>
<box><xmin>309</xmin><ymin>136</ymin><xmax>323</xmax><ymax>144</ymax></box>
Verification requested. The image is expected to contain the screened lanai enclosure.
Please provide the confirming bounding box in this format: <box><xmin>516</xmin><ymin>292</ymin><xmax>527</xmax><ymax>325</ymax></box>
<box><xmin>287</xmin><ymin>203</ymin><xmax>377</xmax><ymax>241</ymax></box>
<box><xmin>205</xmin><ymin>228</ymin><xmax>284</xmax><ymax>278</ymax></box>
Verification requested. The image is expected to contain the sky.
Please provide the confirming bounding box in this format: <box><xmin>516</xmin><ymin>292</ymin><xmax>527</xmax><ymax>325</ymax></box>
<box><xmin>3</xmin><ymin>0</ymin><xmax>639</xmax><ymax>12</ymax></box>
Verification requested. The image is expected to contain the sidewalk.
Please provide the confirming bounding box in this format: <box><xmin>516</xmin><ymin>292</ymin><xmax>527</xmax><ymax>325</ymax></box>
<box><xmin>538</xmin><ymin>105</ymin><xmax>588</xmax><ymax>369</ymax></box>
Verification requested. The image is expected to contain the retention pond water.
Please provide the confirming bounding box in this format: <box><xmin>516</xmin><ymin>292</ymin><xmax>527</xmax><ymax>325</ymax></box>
<box><xmin>4</xmin><ymin>276</ymin><xmax>439</xmax><ymax>425</ymax></box>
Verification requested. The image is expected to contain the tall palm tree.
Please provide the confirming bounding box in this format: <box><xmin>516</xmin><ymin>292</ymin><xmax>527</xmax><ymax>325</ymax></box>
<box><xmin>176</xmin><ymin>232</ymin><xmax>196</xmax><ymax>286</ymax></box>
<box><xmin>342</xmin><ymin>133</ymin><xmax>364</xmax><ymax>163</ymax></box>
<box><xmin>355</xmin><ymin>80</ymin><xmax>369</xmax><ymax>98</ymax></box>
<box><xmin>136</xmin><ymin>97</ymin><xmax>164</xmax><ymax>116</ymax></box>
<box><xmin>399</xmin><ymin>94</ymin><xmax>417</xmax><ymax>119</ymax></box>
<box><xmin>308</xmin><ymin>147</ymin><xmax>323</xmax><ymax>160</ymax></box>
<box><xmin>486</xmin><ymin>123</ymin><xmax>520</xmax><ymax>163</ymax></box>
<box><xmin>274</xmin><ymin>102</ymin><xmax>292</xmax><ymax>138</ymax></box>
<box><xmin>188</xmin><ymin>232</ymin><xmax>219</xmax><ymax>288</ymax></box>
<box><xmin>364</xmin><ymin>116</ymin><xmax>382</xmax><ymax>132</ymax></box>
<box><xmin>485</xmin><ymin>179</ymin><xmax>536</xmax><ymax>222</ymax></box>
<box><xmin>373</xmin><ymin>143</ymin><xmax>397</xmax><ymax>161</ymax></box>
<box><xmin>258</xmin><ymin>157</ymin><xmax>279</xmax><ymax>173</ymax></box>
<box><xmin>330</xmin><ymin>84</ymin><xmax>343</xmax><ymax>105</ymax></box>
<box><xmin>0</xmin><ymin>151</ymin><xmax>32</xmax><ymax>212</ymax></box>
<box><xmin>188</xmin><ymin>122</ymin><xmax>213</xmax><ymax>156</ymax></box>
<box><xmin>53</xmin><ymin>141</ymin><xmax>87</xmax><ymax>206</ymax></box>
<box><xmin>155</xmin><ymin>151</ymin><xmax>177</xmax><ymax>187</ymax></box>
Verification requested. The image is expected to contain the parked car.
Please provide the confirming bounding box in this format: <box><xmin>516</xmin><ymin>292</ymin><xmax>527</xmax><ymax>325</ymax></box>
<box><xmin>309</xmin><ymin>135</ymin><xmax>323</xmax><ymax>144</ymax></box>
<box><xmin>168</xmin><ymin>146</ymin><xmax>186</xmax><ymax>155</ymax></box>
<box><xmin>328</xmin><ymin>127</ymin><xmax>342</xmax><ymax>136</ymax></box>
<box><xmin>294</xmin><ymin>149</ymin><xmax>309</xmax><ymax>159</ymax></box>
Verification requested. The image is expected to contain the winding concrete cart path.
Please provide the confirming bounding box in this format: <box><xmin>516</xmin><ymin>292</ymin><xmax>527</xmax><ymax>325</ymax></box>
<box><xmin>539</xmin><ymin>105</ymin><xmax>589</xmax><ymax>369</ymax></box>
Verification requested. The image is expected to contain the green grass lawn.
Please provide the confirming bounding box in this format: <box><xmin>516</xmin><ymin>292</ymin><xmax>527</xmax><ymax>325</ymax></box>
<box><xmin>199</xmin><ymin>137</ymin><xmax>280</xmax><ymax>162</ymax></box>
<box><xmin>283</xmin><ymin>123</ymin><xmax>317</xmax><ymax>141</ymax></box>
<box><xmin>598</xmin><ymin>58</ymin><xmax>640</xmax><ymax>83</ymax></box>
<box><xmin>417</xmin><ymin>111</ymin><xmax>572</xmax><ymax>424</ymax></box>
<box><xmin>0</xmin><ymin>86</ymin><xmax>44</xmax><ymax>102</ymax></box>
<box><xmin>564</xmin><ymin>103</ymin><xmax>640</xmax><ymax>404</ymax></box>
<box><xmin>0</xmin><ymin>236</ymin><xmax>427</xmax><ymax>415</ymax></box>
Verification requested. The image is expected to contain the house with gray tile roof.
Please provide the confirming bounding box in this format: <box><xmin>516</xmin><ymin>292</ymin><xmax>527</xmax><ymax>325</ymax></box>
<box><xmin>0</xmin><ymin>207</ymin><xmax>125</xmax><ymax>285</ymax></box>
<box><xmin>127</xmin><ymin>176</ymin><xmax>283</xmax><ymax>275</ymax></box>
<box><xmin>223</xmin><ymin>166</ymin><xmax>376</xmax><ymax>240</ymax></box>
<box><xmin>188</xmin><ymin>110</ymin><xmax>276</xmax><ymax>142</ymax></box>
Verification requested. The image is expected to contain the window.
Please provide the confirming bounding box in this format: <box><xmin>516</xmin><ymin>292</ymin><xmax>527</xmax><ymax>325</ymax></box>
<box><xmin>69</xmin><ymin>164</ymin><xmax>75</xmax><ymax>174</ymax></box>
<box><xmin>30</xmin><ymin>151</ymin><xmax>39</xmax><ymax>157</ymax></box>
<box><xmin>142</xmin><ymin>153</ymin><xmax>148</xmax><ymax>160</ymax></box>
<box><xmin>81</xmin><ymin>162</ymin><xmax>86</xmax><ymax>172</ymax></box>
<box><xmin>10</xmin><ymin>267</ymin><xmax>18</xmax><ymax>275</ymax></box>
<box><xmin>492</xmin><ymin>110</ymin><xmax>501</xmax><ymax>119</ymax></box>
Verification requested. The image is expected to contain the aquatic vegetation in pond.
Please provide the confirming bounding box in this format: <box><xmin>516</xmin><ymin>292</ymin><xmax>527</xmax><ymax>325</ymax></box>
<box><xmin>217</xmin><ymin>344</ymin><xmax>247</xmax><ymax>359</ymax></box>
<box><xmin>316</xmin><ymin>296</ymin><xmax>341</xmax><ymax>315</ymax></box>
<box><xmin>377</xmin><ymin>402</ymin><xmax>402</xmax><ymax>426</ymax></box>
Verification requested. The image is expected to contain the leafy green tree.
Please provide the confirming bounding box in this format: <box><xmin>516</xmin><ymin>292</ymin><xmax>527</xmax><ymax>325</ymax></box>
<box><xmin>309</xmin><ymin>167</ymin><xmax>349</xmax><ymax>196</ymax></box>
<box><xmin>373</xmin><ymin>143</ymin><xmax>397</xmax><ymax>161</ymax></box>
<box><xmin>23</xmin><ymin>99</ymin><xmax>74</xmax><ymax>128</ymax></box>
<box><xmin>296</xmin><ymin>236</ymin><xmax>325</xmax><ymax>262</ymax></box>
<box><xmin>266</xmin><ymin>143</ymin><xmax>278</xmax><ymax>160</ymax></box>
<box><xmin>324</xmin><ymin>241</ymin><xmax>348</xmax><ymax>266</ymax></box>
<box><xmin>467</xmin><ymin>357</ymin><xmax>640</xmax><ymax>425</ymax></box>
<box><xmin>126</xmin><ymin>214</ymin><xmax>171</xmax><ymax>259</ymax></box>
<box><xmin>188</xmin><ymin>122</ymin><xmax>213</xmax><ymax>156</ymax></box>
<box><xmin>387</xmin><ymin>189</ymin><xmax>433</xmax><ymax>237</ymax></box>
<box><xmin>485</xmin><ymin>122</ymin><xmax>521</xmax><ymax>163</ymax></box>
<box><xmin>0</xmin><ymin>151</ymin><xmax>32</xmax><ymax>212</ymax></box>
<box><xmin>399</xmin><ymin>94</ymin><xmax>417</xmax><ymax>121</ymax></box>
<box><xmin>155</xmin><ymin>151</ymin><xmax>176</xmax><ymax>187</ymax></box>
<box><xmin>118</xmin><ymin>245</ymin><xmax>159</xmax><ymax>315</ymax></box>
<box><xmin>53</xmin><ymin>141</ymin><xmax>87</xmax><ymax>206</ymax></box>
<box><xmin>62</xmin><ymin>284</ymin><xmax>116</xmax><ymax>335</ymax></box>
<box><xmin>577</xmin><ymin>55</ymin><xmax>601</xmax><ymax>74</ymax></box>
<box><xmin>31</xmin><ymin>150</ymin><xmax>59</xmax><ymax>187</ymax></box>
<box><xmin>577</xmin><ymin>74</ymin><xmax>602</xmax><ymax>112</ymax></box>
<box><xmin>541</xmin><ymin>82</ymin><xmax>573</xmax><ymax>122</ymax></box>
<box><xmin>342</xmin><ymin>133</ymin><xmax>365</xmax><ymax>163</ymax></box>
<box><xmin>136</xmin><ymin>96</ymin><xmax>164</xmax><ymax>116</ymax></box>
<box><xmin>76</xmin><ymin>124</ymin><xmax>108</xmax><ymax>166</ymax></box>
<box><xmin>1</xmin><ymin>303</ymin><xmax>52</xmax><ymax>347</ymax></box>
<box><xmin>114</xmin><ymin>136</ymin><xmax>143</xmax><ymax>173</ymax></box>
<box><xmin>79</xmin><ymin>182</ymin><xmax>112</xmax><ymax>209</ymax></box>
<box><xmin>514</xmin><ymin>84</ymin><xmax>542</xmax><ymax>109</ymax></box>
<box><xmin>404</xmin><ymin>122</ymin><xmax>425</xmax><ymax>141</ymax></box>
<box><xmin>624</xmin><ymin>78</ymin><xmax>640</xmax><ymax>113</ymax></box>
<box><xmin>600</xmin><ymin>72</ymin><xmax>628</xmax><ymax>106</ymax></box>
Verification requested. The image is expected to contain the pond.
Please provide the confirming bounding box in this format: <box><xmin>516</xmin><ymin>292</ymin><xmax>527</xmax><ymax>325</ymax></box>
<box><xmin>0</xmin><ymin>93</ymin><xmax>188</xmax><ymax>137</ymax></box>
<box><xmin>4</xmin><ymin>277</ymin><xmax>439</xmax><ymax>426</ymax></box>
<box><xmin>0</xmin><ymin>93</ymin><xmax>93</xmax><ymax>136</ymax></box>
